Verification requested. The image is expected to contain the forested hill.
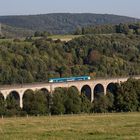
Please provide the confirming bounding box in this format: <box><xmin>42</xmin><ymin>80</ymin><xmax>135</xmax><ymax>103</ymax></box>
<box><xmin>0</xmin><ymin>13</ymin><xmax>139</xmax><ymax>34</ymax></box>
<box><xmin>0</xmin><ymin>34</ymin><xmax>140</xmax><ymax>84</ymax></box>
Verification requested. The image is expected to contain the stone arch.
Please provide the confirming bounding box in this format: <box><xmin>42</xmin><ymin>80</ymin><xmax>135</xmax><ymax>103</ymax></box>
<box><xmin>81</xmin><ymin>85</ymin><xmax>91</xmax><ymax>101</ymax></box>
<box><xmin>94</xmin><ymin>84</ymin><xmax>104</xmax><ymax>99</ymax></box>
<box><xmin>107</xmin><ymin>83</ymin><xmax>117</xmax><ymax>95</ymax></box>
<box><xmin>6</xmin><ymin>90</ymin><xmax>20</xmax><ymax>108</ymax></box>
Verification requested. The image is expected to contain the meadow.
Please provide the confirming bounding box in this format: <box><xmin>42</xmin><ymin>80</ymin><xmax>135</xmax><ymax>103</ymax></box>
<box><xmin>0</xmin><ymin>113</ymin><xmax>140</xmax><ymax>140</ymax></box>
<box><xmin>48</xmin><ymin>34</ymin><xmax>82</xmax><ymax>41</ymax></box>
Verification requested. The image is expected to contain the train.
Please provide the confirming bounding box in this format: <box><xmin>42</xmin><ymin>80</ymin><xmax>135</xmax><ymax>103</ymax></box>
<box><xmin>49</xmin><ymin>76</ymin><xmax>91</xmax><ymax>83</ymax></box>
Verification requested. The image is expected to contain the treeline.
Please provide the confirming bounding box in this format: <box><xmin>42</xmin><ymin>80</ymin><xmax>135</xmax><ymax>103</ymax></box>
<box><xmin>0</xmin><ymin>24</ymin><xmax>51</xmax><ymax>38</ymax></box>
<box><xmin>74</xmin><ymin>23</ymin><xmax>140</xmax><ymax>35</ymax></box>
<box><xmin>1</xmin><ymin>24</ymin><xmax>34</xmax><ymax>38</ymax></box>
<box><xmin>0</xmin><ymin>34</ymin><xmax>140</xmax><ymax>84</ymax></box>
<box><xmin>0</xmin><ymin>79</ymin><xmax>140</xmax><ymax>117</ymax></box>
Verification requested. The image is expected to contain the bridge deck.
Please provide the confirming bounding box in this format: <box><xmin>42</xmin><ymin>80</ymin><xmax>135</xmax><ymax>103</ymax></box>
<box><xmin>0</xmin><ymin>76</ymin><xmax>140</xmax><ymax>90</ymax></box>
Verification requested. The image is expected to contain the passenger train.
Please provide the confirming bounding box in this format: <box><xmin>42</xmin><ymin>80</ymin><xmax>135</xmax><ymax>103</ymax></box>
<box><xmin>49</xmin><ymin>76</ymin><xmax>91</xmax><ymax>83</ymax></box>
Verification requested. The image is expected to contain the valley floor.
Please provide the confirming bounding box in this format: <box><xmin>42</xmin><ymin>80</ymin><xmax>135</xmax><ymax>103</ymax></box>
<box><xmin>0</xmin><ymin>113</ymin><xmax>140</xmax><ymax>140</ymax></box>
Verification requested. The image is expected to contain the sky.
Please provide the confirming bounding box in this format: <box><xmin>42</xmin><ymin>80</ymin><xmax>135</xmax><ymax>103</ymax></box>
<box><xmin>0</xmin><ymin>0</ymin><xmax>140</xmax><ymax>18</ymax></box>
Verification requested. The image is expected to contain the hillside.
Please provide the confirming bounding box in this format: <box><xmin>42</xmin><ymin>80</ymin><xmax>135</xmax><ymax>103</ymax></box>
<box><xmin>0</xmin><ymin>13</ymin><xmax>139</xmax><ymax>34</ymax></box>
<box><xmin>0</xmin><ymin>33</ymin><xmax>140</xmax><ymax>84</ymax></box>
<box><xmin>1</xmin><ymin>24</ymin><xmax>34</xmax><ymax>38</ymax></box>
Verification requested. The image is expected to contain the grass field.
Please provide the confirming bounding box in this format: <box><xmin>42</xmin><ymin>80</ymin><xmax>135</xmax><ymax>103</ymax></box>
<box><xmin>0</xmin><ymin>38</ymin><xmax>13</xmax><ymax>43</ymax></box>
<box><xmin>48</xmin><ymin>35</ymin><xmax>82</xmax><ymax>41</ymax></box>
<box><xmin>0</xmin><ymin>34</ymin><xmax>82</xmax><ymax>43</ymax></box>
<box><xmin>0</xmin><ymin>113</ymin><xmax>140</xmax><ymax>140</ymax></box>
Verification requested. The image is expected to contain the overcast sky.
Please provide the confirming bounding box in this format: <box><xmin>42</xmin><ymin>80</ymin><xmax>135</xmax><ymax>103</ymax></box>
<box><xmin>0</xmin><ymin>0</ymin><xmax>139</xmax><ymax>18</ymax></box>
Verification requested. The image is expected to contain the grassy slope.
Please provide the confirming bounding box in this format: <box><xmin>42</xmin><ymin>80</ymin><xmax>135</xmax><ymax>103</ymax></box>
<box><xmin>0</xmin><ymin>34</ymin><xmax>81</xmax><ymax>43</ymax></box>
<box><xmin>0</xmin><ymin>113</ymin><xmax>140</xmax><ymax>140</ymax></box>
<box><xmin>48</xmin><ymin>35</ymin><xmax>82</xmax><ymax>41</ymax></box>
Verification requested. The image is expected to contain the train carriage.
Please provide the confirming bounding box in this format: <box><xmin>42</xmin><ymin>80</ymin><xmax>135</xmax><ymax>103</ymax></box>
<box><xmin>49</xmin><ymin>76</ymin><xmax>91</xmax><ymax>83</ymax></box>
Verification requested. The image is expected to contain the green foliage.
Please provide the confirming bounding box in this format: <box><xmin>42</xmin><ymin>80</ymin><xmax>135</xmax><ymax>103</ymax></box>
<box><xmin>23</xmin><ymin>90</ymin><xmax>34</xmax><ymax>114</ymax></box>
<box><xmin>23</xmin><ymin>90</ymin><xmax>49</xmax><ymax>115</ymax></box>
<box><xmin>65</xmin><ymin>87</ymin><xmax>81</xmax><ymax>114</ymax></box>
<box><xmin>30</xmin><ymin>91</ymin><xmax>49</xmax><ymax>115</ymax></box>
<box><xmin>80</xmin><ymin>94</ymin><xmax>92</xmax><ymax>113</ymax></box>
<box><xmin>92</xmin><ymin>79</ymin><xmax>140</xmax><ymax>113</ymax></box>
<box><xmin>115</xmin><ymin>79</ymin><xmax>140</xmax><ymax>112</ymax></box>
<box><xmin>5</xmin><ymin>95</ymin><xmax>21</xmax><ymax>116</ymax></box>
<box><xmin>51</xmin><ymin>87</ymin><xmax>91</xmax><ymax>115</ymax></box>
<box><xmin>51</xmin><ymin>88</ymin><xmax>66</xmax><ymax>115</ymax></box>
<box><xmin>34</xmin><ymin>31</ymin><xmax>51</xmax><ymax>37</ymax></box>
<box><xmin>93</xmin><ymin>93</ymin><xmax>114</xmax><ymax>113</ymax></box>
<box><xmin>0</xmin><ymin>95</ymin><xmax>6</xmax><ymax>115</ymax></box>
<box><xmin>0</xmin><ymin>33</ymin><xmax>140</xmax><ymax>84</ymax></box>
<box><xmin>74</xmin><ymin>23</ymin><xmax>140</xmax><ymax>35</ymax></box>
<box><xmin>2</xmin><ymin>24</ymin><xmax>33</xmax><ymax>38</ymax></box>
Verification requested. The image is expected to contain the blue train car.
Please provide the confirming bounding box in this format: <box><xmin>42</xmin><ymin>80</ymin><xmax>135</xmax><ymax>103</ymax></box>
<box><xmin>49</xmin><ymin>76</ymin><xmax>91</xmax><ymax>83</ymax></box>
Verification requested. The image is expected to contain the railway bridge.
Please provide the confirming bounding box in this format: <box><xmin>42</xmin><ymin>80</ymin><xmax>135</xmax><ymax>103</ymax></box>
<box><xmin>0</xmin><ymin>76</ymin><xmax>140</xmax><ymax>108</ymax></box>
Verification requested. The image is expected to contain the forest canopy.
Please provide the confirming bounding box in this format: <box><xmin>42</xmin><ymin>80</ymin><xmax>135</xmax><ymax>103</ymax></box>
<box><xmin>0</xmin><ymin>32</ymin><xmax>140</xmax><ymax>84</ymax></box>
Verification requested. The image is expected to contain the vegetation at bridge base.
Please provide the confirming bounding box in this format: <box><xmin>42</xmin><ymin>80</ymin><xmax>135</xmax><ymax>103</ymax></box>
<box><xmin>0</xmin><ymin>79</ymin><xmax>140</xmax><ymax>117</ymax></box>
<box><xmin>92</xmin><ymin>92</ymin><xmax>114</xmax><ymax>113</ymax></box>
<box><xmin>23</xmin><ymin>90</ymin><xmax>49</xmax><ymax>115</ymax></box>
<box><xmin>51</xmin><ymin>87</ymin><xmax>89</xmax><ymax>115</ymax></box>
<box><xmin>114</xmin><ymin>79</ymin><xmax>140</xmax><ymax>112</ymax></box>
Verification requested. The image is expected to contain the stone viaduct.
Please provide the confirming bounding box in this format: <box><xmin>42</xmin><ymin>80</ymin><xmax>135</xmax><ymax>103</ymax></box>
<box><xmin>0</xmin><ymin>76</ymin><xmax>140</xmax><ymax>108</ymax></box>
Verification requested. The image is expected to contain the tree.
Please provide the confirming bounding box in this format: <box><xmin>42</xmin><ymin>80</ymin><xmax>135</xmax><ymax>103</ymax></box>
<box><xmin>74</xmin><ymin>27</ymin><xmax>82</xmax><ymax>35</ymax></box>
<box><xmin>23</xmin><ymin>90</ymin><xmax>49</xmax><ymax>115</ymax></box>
<box><xmin>23</xmin><ymin>90</ymin><xmax>35</xmax><ymax>114</ymax></box>
<box><xmin>115</xmin><ymin>79</ymin><xmax>139</xmax><ymax>112</ymax></box>
<box><xmin>51</xmin><ymin>88</ymin><xmax>66</xmax><ymax>115</ymax></box>
<box><xmin>87</xmin><ymin>50</ymin><xmax>101</xmax><ymax>65</ymax></box>
<box><xmin>64</xmin><ymin>87</ymin><xmax>81</xmax><ymax>114</ymax></box>
<box><xmin>6</xmin><ymin>95</ymin><xmax>21</xmax><ymax>116</ymax></box>
<box><xmin>0</xmin><ymin>95</ymin><xmax>6</xmax><ymax>116</ymax></box>
<box><xmin>93</xmin><ymin>95</ymin><xmax>109</xmax><ymax>113</ymax></box>
<box><xmin>80</xmin><ymin>94</ymin><xmax>92</xmax><ymax>113</ymax></box>
<box><xmin>93</xmin><ymin>92</ymin><xmax>114</xmax><ymax>113</ymax></box>
<box><xmin>34</xmin><ymin>31</ymin><xmax>42</xmax><ymax>37</ymax></box>
<box><xmin>35</xmin><ymin>91</ymin><xmax>49</xmax><ymax>115</ymax></box>
<box><xmin>56</xmin><ymin>66</ymin><xmax>66</xmax><ymax>78</ymax></box>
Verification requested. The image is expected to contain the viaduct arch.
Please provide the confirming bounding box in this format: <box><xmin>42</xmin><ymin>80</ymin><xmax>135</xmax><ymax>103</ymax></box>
<box><xmin>0</xmin><ymin>76</ymin><xmax>140</xmax><ymax>108</ymax></box>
